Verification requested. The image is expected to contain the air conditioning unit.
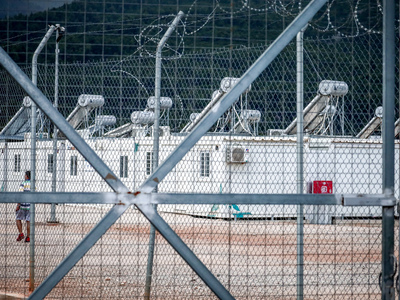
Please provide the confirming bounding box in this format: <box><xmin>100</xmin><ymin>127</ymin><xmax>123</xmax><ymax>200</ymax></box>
<box><xmin>226</xmin><ymin>144</ymin><xmax>247</xmax><ymax>163</ymax></box>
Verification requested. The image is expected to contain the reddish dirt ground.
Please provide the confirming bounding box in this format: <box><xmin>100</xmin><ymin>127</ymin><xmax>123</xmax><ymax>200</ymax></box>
<box><xmin>0</xmin><ymin>204</ymin><xmax>390</xmax><ymax>299</ymax></box>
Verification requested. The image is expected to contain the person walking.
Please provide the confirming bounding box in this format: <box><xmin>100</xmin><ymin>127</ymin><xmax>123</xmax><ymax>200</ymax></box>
<box><xmin>16</xmin><ymin>170</ymin><xmax>31</xmax><ymax>242</ymax></box>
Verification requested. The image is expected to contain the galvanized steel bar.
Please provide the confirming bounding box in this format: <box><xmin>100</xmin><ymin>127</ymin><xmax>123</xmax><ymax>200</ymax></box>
<box><xmin>139</xmin><ymin>0</ymin><xmax>328</xmax><ymax>194</ymax></box>
<box><xmin>30</xmin><ymin>24</ymin><xmax>57</xmax><ymax>293</ymax></box>
<box><xmin>137</xmin><ymin>203</ymin><xmax>235</xmax><ymax>300</ymax></box>
<box><xmin>29</xmin><ymin>198</ymin><xmax>35</xmax><ymax>292</ymax></box>
<box><xmin>2</xmin><ymin>192</ymin><xmax>394</xmax><ymax>206</ymax></box>
<box><xmin>152</xmin><ymin>12</ymin><xmax>184</xmax><ymax>174</ymax></box>
<box><xmin>398</xmin><ymin>3</ymin><xmax>400</xmax><ymax>298</ymax></box>
<box><xmin>296</xmin><ymin>26</ymin><xmax>306</xmax><ymax>300</ymax></box>
<box><xmin>0</xmin><ymin>192</ymin><xmax>341</xmax><ymax>205</ymax></box>
<box><xmin>29</xmin><ymin>27</ymin><xmax>56</xmax><ymax>293</ymax></box>
<box><xmin>29</xmin><ymin>88</ymin><xmax>36</xmax><ymax>294</ymax></box>
<box><xmin>152</xmin><ymin>11</ymin><xmax>184</xmax><ymax>172</ymax></box>
<box><xmin>343</xmin><ymin>195</ymin><xmax>396</xmax><ymax>207</ymax></box>
<box><xmin>382</xmin><ymin>0</ymin><xmax>395</xmax><ymax>200</ymax></box>
<box><xmin>151</xmin><ymin>193</ymin><xmax>342</xmax><ymax>205</ymax></box>
<box><xmin>0</xmin><ymin>192</ymin><xmax>120</xmax><ymax>204</ymax></box>
<box><xmin>29</xmin><ymin>100</ymin><xmax>36</xmax><ymax>291</ymax></box>
<box><xmin>32</xmin><ymin>25</ymin><xmax>56</xmax><ymax>86</ymax></box>
<box><xmin>145</xmin><ymin>13</ymin><xmax>184</xmax><ymax>298</ymax></box>
<box><xmin>49</xmin><ymin>25</ymin><xmax>61</xmax><ymax>223</ymax></box>
<box><xmin>382</xmin><ymin>0</ymin><xmax>396</xmax><ymax>298</ymax></box>
<box><xmin>0</xmin><ymin>46</ymin><xmax>128</xmax><ymax>194</ymax></box>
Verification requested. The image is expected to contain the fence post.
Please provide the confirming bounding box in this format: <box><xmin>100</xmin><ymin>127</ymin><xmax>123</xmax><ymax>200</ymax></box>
<box><xmin>50</xmin><ymin>25</ymin><xmax>62</xmax><ymax>224</ymax></box>
<box><xmin>2</xmin><ymin>142</ymin><xmax>7</xmax><ymax>192</ymax></box>
<box><xmin>296</xmin><ymin>25</ymin><xmax>307</xmax><ymax>300</ymax></box>
<box><xmin>382</xmin><ymin>0</ymin><xmax>396</xmax><ymax>298</ymax></box>
<box><xmin>144</xmin><ymin>11</ymin><xmax>184</xmax><ymax>299</ymax></box>
<box><xmin>30</xmin><ymin>24</ymin><xmax>57</xmax><ymax>293</ymax></box>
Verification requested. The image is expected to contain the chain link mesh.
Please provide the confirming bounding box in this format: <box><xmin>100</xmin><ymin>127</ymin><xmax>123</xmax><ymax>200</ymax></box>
<box><xmin>0</xmin><ymin>0</ymin><xmax>399</xmax><ymax>299</ymax></box>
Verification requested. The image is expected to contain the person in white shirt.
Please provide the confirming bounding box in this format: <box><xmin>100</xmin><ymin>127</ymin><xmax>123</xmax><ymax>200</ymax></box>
<box><xmin>16</xmin><ymin>171</ymin><xmax>31</xmax><ymax>243</ymax></box>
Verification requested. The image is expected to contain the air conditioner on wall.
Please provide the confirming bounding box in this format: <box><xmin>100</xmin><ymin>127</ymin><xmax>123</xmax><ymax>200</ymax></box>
<box><xmin>226</xmin><ymin>144</ymin><xmax>247</xmax><ymax>163</ymax></box>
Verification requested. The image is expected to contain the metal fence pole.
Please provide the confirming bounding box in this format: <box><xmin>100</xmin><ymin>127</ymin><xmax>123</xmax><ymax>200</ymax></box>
<box><xmin>296</xmin><ymin>25</ymin><xmax>306</xmax><ymax>300</ymax></box>
<box><xmin>2</xmin><ymin>142</ymin><xmax>7</xmax><ymax>192</ymax></box>
<box><xmin>29</xmin><ymin>105</ymin><xmax>36</xmax><ymax>293</ymax></box>
<box><xmin>50</xmin><ymin>25</ymin><xmax>60</xmax><ymax>223</ymax></box>
<box><xmin>30</xmin><ymin>24</ymin><xmax>57</xmax><ymax>293</ymax></box>
<box><xmin>32</xmin><ymin>26</ymin><xmax>56</xmax><ymax>86</ymax></box>
<box><xmin>398</xmin><ymin>0</ymin><xmax>400</xmax><ymax>295</ymax></box>
<box><xmin>145</xmin><ymin>12</ymin><xmax>184</xmax><ymax>299</ymax></box>
<box><xmin>382</xmin><ymin>0</ymin><xmax>396</xmax><ymax>298</ymax></box>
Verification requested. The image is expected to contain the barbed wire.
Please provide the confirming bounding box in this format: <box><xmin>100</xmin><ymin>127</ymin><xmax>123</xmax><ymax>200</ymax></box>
<box><xmin>1</xmin><ymin>0</ymin><xmax>398</xmax><ymax>58</ymax></box>
<box><xmin>215</xmin><ymin>0</ymin><xmax>247</xmax><ymax>15</ymax></box>
<box><xmin>0</xmin><ymin>28</ymin><xmax>46</xmax><ymax>44</ymax></box>
<box><xmin>135</xmin><ymin>17</ymin><xmax>185</xmax><ymax>60</ymax></box>
<box><xmin>183</xmin><ymin>0</ymin><xmax>218</xmax><ymax>36</ymax></box>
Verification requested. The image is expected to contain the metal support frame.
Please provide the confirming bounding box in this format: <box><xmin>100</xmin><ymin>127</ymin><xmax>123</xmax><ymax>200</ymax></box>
<box><xmin>30</xmin><ymin>24</ymin><xmax>57</xmax><ymax>293</ymax></box>
<box><xmin>0</xmin><ymin>192</ymin><xmax>395</xmax><ymax>206</ymax></box>
<box><xmin>382</xmin><ymin>0</ymin><xmax>396</xmax><ymax>298</ymax></box>
<box><xmin>50</xmin><ymin>24</ymin><xmax>63</xmax><ymax>224</ymax></box>
<box><xmin>145</xmin><ymin>12</ymin><xmax>184</xmax><ymax>299</ymax></box>
<box><xmin>0</xmin><ymin>0</ymin><xmax>331</xmax><ymax>298</ymax></box>
<box><xmin>296</xmin><ymin>25</ymin><xmax>306</xmax><ymax>300</ymax></box>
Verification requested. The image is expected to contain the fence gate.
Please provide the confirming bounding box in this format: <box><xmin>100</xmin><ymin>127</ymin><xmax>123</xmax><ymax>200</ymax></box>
<box><xmin>0</xmin><ymin>0</ymin><xmax>398</xmax><ymax>299</ymax></box>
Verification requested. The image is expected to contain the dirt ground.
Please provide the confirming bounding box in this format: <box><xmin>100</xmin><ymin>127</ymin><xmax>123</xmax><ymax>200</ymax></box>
<box><xmin>0</xmin><ymin>204</ymin><xmax>391</xmax><ymax>299</ymax></box>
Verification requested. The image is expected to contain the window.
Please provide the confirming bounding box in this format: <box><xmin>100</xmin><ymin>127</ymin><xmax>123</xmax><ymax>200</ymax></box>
<box><xmin>120</xmin><ymin>156</ymin><xmax>128</xmax><ymax>178</ymax></box>
<box><xmin>146</xmin><ymin>152</ymin><xmax>153</xmax><ymax>175</ymax></box>
<box><xmin>70</xmin><ymin>156</ymin><xmax>77</xmax><ymax>176</ymax></box>
<box><xmin>14</xmin><ymin>154</ymin><xmax>21</xmax><ymax>172</ymax></box>
<box><xmin>47</xmin><ymin>154</ymin><xmax>54</xmax><ymax>173</ymax></box>
<box><xmin>200</xmin><ymin>151</ymin><xmax>210</xmax><ymax>177</ymax></box>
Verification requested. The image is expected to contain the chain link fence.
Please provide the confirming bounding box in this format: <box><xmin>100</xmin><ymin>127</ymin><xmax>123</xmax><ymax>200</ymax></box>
<box><xmin>0</xmin><ymin>2</ymin><xmax>399</xmax><ymax>299</ymax></box>
<box><xmin>0</xmin><ymin>203</ymin><xmax>391</xmax><ymax>299</ymax></box>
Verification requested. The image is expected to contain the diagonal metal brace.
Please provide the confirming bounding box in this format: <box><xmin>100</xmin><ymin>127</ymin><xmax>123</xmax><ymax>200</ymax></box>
<box><xmin>0</xmin><ymin>192</ymin><xmax>342</xmax><ymax>205</ymax></box>
<box><xmin>0</xmin><ymin>47</ymin><xmax>234</xmax><ymax>300</ymax></box>
<box><xmin>136</xmin><ymin>203</ymin><xmax>235</xmax><ymax>299</ymax></box>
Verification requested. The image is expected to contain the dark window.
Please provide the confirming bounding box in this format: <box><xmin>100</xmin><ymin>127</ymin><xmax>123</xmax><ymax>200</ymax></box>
<box><xmin>200</xmin><ymin>151</ymin><xmax>210</xmax><ymax>177</ymax></box>
<box><xmin>120</xmin><ymin>156</ymin><xmax>128</xmax><ymax>178</ymax></box>
<box><xmin>146</xmin><ymin>152</ymin><xmax>153</xmax><ymax>175</ymax></box>
<box><xmin>48</xmin><ymin>154</ymin><xmax>54</xmax><ymax>173</ymax></box>
<box><xmin>14</xmin><ymin>154</ymin><xmax>21</xmax><ymax>172</ymax></box>
<box><xmin>70</xmin><ymin>156</ymin><xmax>78</xmax><ymax>176</ymax></box>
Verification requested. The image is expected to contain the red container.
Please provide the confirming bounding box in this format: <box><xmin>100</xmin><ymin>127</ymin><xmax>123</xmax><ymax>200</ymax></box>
<box><xmin>313</xmin><ymin>181</ymin><xmax>333</xmax><ymax>194</ymax></box>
